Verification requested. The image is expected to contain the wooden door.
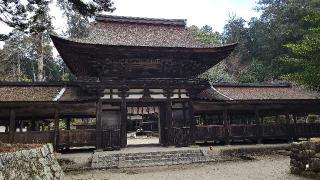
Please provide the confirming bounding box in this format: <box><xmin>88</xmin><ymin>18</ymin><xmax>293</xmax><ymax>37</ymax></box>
<box><xmin>171</xmin><ymin>101</ymin><xmax>192</xmax><ymax>146</ymax></box>
<box><xmin>100</xmin><ymin>103</ymin><xmax>122</xmax><ymax>150</ymax></box>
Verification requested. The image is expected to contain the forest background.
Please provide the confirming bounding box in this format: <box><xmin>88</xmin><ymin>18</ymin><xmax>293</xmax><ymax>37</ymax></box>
<box><xmin>0</xmin><ymin>0</ymin><xmax>319</xmax><ymax>90</ymax></box>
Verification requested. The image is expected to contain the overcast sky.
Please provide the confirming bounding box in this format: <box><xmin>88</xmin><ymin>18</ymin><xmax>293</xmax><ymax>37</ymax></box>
<box><xmin>0</xmin><ymin>0</ymin><xmax>260</xmax><ymax>47</ymax></box>
<box><xmin>107</xmin><ymin>0</ymin><xmax>260</xmax><ymax>32</ymax></box>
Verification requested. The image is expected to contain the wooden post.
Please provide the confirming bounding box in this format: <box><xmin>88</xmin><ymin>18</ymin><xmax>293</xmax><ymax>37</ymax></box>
<box><xmin>255</xmin><ymin>109</ymin><xmax>262</xmax><ymax>144</ymax></box>
<box><xmin>293</xmin><ymin>114</ymin><xmax>297</xmax><ymax>139</ymax></box>
<box><xmin>19</xmin><ymin>120</ymin><xmax>23</xmax><ymax>132</ymax></box>
<box><xmin>163</xmin><ymin>88</ymin><xmax>173</xmax><ymax>146</ymax></box>
<box><xmin>41</xmin><ymin>123</ymin><xmax>45</xmax><ymax>131</ymax></box>
<box><xmin>53</xmin><ymin>110</ymin><xmax>59</xmax><ymax>151</ymax></box>
<box><xmin>66</xmin><ymin>118</ymin><xmax>71</xmax><ymax>130</ymax></box>
<box><xmin>31</xmin><ymin>118</ymin><xmax>36</xmax><ymax>131</ymax></box>
<box><xmin>285</xmin><ymin>111</ymin><xmax>292</xmax><ymax>142</ymax></box>
<box><xmin>96</xmin><ymin>99</ymin><xmax>102</xmax><ymax>149</ymax></box>
<box><xmin>188</xmin><ymin>101</ymin><xmax>196</xmax><ymax>145</ymax></box>
<box><xmin>9</xmin><ymin>109</ymin><xmax>16</xmax><ymax>143</ymax></box>
<box><xmin>120</xmin><ymin>89</ymin><xmax>128</xmax><ymax>148</ymax></box>
<box><xmin>223</xmin><ymin>109</ymin><xmax>230</xmax><ymax>145</ymax></box>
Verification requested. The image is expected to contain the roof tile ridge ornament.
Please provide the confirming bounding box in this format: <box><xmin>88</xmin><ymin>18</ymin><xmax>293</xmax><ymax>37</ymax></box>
<box><xmin>95</xmin><ymin>14</ymin><xmax>187</xmax><ymax>26</ymax></box>
<box><xmin>210</xmin><ymin>84</ymin><xmax>233</xmax><ymax>100</ymax></box>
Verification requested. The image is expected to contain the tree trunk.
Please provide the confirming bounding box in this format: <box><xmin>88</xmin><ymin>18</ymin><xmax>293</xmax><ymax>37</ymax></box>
<box><xmin>17</xmin><ymin>53</ymin><xmax>21</xmax><ymax>81</ymax></box>
<box><xmin>37</xmin><ymin>33</ymin><xmax>44</xmax><ymax>81</ymax></box>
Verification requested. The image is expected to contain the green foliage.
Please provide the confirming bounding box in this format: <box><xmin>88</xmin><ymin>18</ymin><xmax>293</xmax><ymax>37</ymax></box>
<box><xmin>278</xmin><ymin>12</ymin><xmax>320</xmax><ymax>90</ymax></box>
<box><xmin>237</xmin><ymin>59</ymin><xmax>272</xmax><ymax>83</ymax></box>
<box><xmin>190</xmin><ymin>25</ymin><xmax>235</xmax><ymax>82</ymax></box>
<box><xmin>0</xmin><ymin>0</ymin><xmax>114</xmax><ymax>38</ymax></box>
<box><xmin>0</xmin><ymin>0</ymin><xmax>115</xmax><ymax>82</ymax></box>
<box><xmin>220</xmin><ymin>0</ymin><xmax>320</xmax><ymax>86</ymax></box>
<box><xmin>199</xmin><ymin>62</ymin><xmax>235</xmax><ymax>83</ymax></box>
<box><xmin>307</xmin><ymin>114</ymin><xmax>319</xmax><ymax>123</ymax></box>
<box><xmin>223</xmin><ymin>15</ymin><xmax>251</xmax><ymax>63</ymax></box>
<box><xmin>190</xmin><ymin>25</ymin><xmax>221</xmax><ymax>45</ymax></box>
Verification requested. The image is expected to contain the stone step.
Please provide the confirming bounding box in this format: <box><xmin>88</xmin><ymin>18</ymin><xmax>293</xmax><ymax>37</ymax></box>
<box><xmin>91</xmin><ymin>149</ymin><xmax>209</xmax><ymax>169</ymax></box>
<box><xmin>118</xmin><ymin>156</ymin><xmax>209</xmax><ymax>168</ymax></box>
<box><xmin>122</xmin><ymin>153</ymin><xmax>203</xmax><ymax>160</ymax></box>
<box><xmin>116</xmin><ymin>150</ymin><xmax>202</xmax><ymax>157</ymax></box>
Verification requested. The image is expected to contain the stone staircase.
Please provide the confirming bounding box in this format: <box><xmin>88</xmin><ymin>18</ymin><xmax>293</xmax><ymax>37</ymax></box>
<box><xmin>91</xmin><ymin>149</ymin><xmax>213</xmax><ymax>169</ymax></box>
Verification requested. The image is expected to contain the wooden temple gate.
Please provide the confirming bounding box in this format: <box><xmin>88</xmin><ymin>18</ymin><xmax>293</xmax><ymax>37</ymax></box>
<box><xmin>94</xmin><ymin>86</ymin><xmax>196</xmax><ymax>150</ymax></box>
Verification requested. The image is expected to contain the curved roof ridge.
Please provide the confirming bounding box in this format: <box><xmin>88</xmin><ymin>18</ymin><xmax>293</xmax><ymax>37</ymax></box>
<box><xmin>95</xmin><ymin>14</ymin><xmax>187</xmax><ymax>26</ymax></box>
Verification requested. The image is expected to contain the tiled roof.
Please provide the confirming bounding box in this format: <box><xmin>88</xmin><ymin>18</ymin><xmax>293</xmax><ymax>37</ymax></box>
<box><xmin>198</xmin><ymin>84</ymin><xmax>319</xmax><ymax>101</ymax></box>
<box><xmin>95</xmin><ymin>15</ymin><xmax>186</xmax><ymax>26</ymax></box>
<box><xmin>68</xmin><ymin>15</ymin><xmax>213</xmax><ymax>48</ymax></box>
<box><xmin>0</xmin><ymin>84</ymin><xmax>94</xmax><ymax>102</ymax></box>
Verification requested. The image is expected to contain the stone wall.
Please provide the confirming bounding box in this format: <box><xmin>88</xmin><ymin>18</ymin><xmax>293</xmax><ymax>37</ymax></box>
<box><xmin>290</xmin><ymin>141</ymin><xmax>320</xmax><ymax>178</ymax></box>
<box><xmin>0</xmin><ymin>144</ymin><xmax>65</xmax><ymax>180</ymax></box>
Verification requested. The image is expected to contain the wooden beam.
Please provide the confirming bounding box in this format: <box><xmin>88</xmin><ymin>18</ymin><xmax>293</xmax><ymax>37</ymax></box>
<box><xmin>31</xmin><ymin>118</ymin><xmax>36</xmax><ymax>131</ymax></box>
<box><xmin>188</xmin><ymin>101</ymin><xmax>196</xmax><ymax>145</ymax></box>
<box><xmin>285</xmin><ymin>111</ymin><xmax>292</xmax><ymax>142</ymax></box>
<box><xmin>223</xmin><ymin>109</ymin><xmax>230</xmax><ymax>145</ymax></box>
<box><xmin>120</xmin><ymin>89</ymin><xmax>127</xmax><ymax>148</ymax></box>
<box><xmin>66</xmin><ymin>118</ymin><xmax>71</xmax><ymax>130</ymax></box>
<box><xmin>255</xmin><ymin>109</ymin><xmax>262</xmax><ymax>144</ymax></box>
<box><xmin>9</xmin><ymin>109</ymin><xmax>16</xmax><ymax>143</ymax></box>
<box><xmin>19</xmin><ymin>120</ymin><xmax>23</xmax><ymax>132</ymax></box>
<box><xmin>53</xmin><ymin>110</ymin><xmax>59</xmax><ymax>151</ymax></box>
<box><xmin>96</xmin><ymin>99</ymin><xmax>102</xmax><ymax>149</ymax></box>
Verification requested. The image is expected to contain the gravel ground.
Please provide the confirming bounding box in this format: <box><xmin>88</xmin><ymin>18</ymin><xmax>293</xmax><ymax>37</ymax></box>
<box><xmin>66</xmin><ymin>155</ymin><xmax>306</xmax><ymax>180</ymax></box>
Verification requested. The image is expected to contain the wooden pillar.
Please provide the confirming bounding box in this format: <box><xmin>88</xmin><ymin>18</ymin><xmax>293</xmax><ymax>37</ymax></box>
<box><xmin>120</xmin><ymin>90</ymin><xmax>127</xmax><ymax>148</ymax></box>
<box><xmin>66</xmin><ymin>118</ymin><xmax>71</xmax><ymax>130</ymax></box>
<box><xmin>9</xmin><ymin>109</ymin><xmax>16</xmax><ymax>143</ymax></box>
<box><xmin>166</xmin><ymin>99</ymin><xmax>173</xmax><ymax>146</ymax></box>
<box><xmin>41</xmin><ymin>123</ymin><xmax>45</xmax><ymax>131</ymax></box>
<box><xmin>293</xmin><ymin>114</ymin><xmax>297</xmax><ymax>139</ymax></box>
<box><xmin>53</xmin><ymin>110</ymin><xmax>60</xmax><ymax>151</ymax></box>
<box><xmin>31</xmin><ymin>119</ymin><xmax>35</xmax><ymax>131</ymax></box>
<box><xmin>96</xmin><ymin>99</ymin><xmax>102</xmax><ymax>149</ymax></box>
<box><xmin>188</xmin><ymin>101</ymin><xmax>196</xmax><ymax>145</ymax></box>
<box><xmin>223</xmin><ymin>109</ymin><xmax>230</xmax><ymax>145</ymax></box>
<box><xmin>285</xmin><ymin>111</ymin><xmax>292</xmax><ymax>142</ymax></box>
<box><xmin>19</xmin><ymin>120</ymin><xmax>23</xmax><ymax>132</ymax></box>
<box><xmin>255</xmin><ymin>109</ymin><xmax>262</xmax><ymax>144</ymax></box>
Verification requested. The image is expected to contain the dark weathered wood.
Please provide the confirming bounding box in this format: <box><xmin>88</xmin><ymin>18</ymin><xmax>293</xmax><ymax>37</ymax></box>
<box><xmin>189</xmin><ymin>101</ymin><xmax>196</xmax><ymax>145</ymax></box>
<box><xmin>95</xmin><ymin>99</ymin><xmax>102</xmax><ymax>149</ymax></box>
<box><xmin>53</xmin><ymin>110</ymin><xmax>59</xmax><ymax>150</ymax></box>
<box><xmin>120</xmin><ymin>89</ymin><xmax>128</xmax><ymax>148</ymax></box>
<box><xmin>285</xmin><ymin>111</ymin><xmax>292</xmax><ymax>142</ymax></box>
<box><xmin>31</xmin><ymin>119</ymin><xmax>36</xmax><ymax>131</ymax></box>
<box><xmin>66</xmin><ymin>118</ymin><xmax>71</xmax><ymax>130</ymax></box>
<box><xmin>15</xmin><ymin>131</ymin><xmax>53</xmax><ymax>144</ymax></box>
<box><xmin>223</xmin><ymin>109</ymin><xmax>230</xmax><ymax>145</ymax></box>
<box><xmin>9</xmin><ymin>109</ymin><xmax>16</xmax><ymax>143</ymax></box>
<box><xmin>166</xmin><ymin>100</ymin><xmax>173</xmax><ymax>146</ymax></box>
<box><xmin>59</xmin><ymin>129</ymin><xmax>96</xmax><ymax>147</ymax></box>
<box><xmin>19</xmin><ymin>120</ymin><xmax>23</xmax><ymax>132</ymax></box>
<box><xmin>255</xmin><ymin>109</ymin><xmax>262</xmax><ymax>144</ymax></box>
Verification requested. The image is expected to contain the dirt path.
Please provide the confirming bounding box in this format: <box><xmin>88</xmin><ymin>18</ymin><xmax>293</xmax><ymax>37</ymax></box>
<box><xmin>66</xmin><ymin>155</ymin><xmax>306</xmax><ymax>180</ymax></box>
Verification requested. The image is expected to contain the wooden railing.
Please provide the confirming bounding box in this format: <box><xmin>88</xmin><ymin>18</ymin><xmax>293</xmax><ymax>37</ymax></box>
<box><xmin>0</xmin><ymin>130</ymin><xmax>96</xmax><ymax>148</ymax></box>
<box><xmin>230</xmin><ymin>125</ymin><xmax>256</xmax><ymax>139</ymax></box>
<box><xmin>194</xmin><ymin>123</ymin><xmax>320</xmax><ymax>142</ymax></box>
<box><xmin>59</xmin><ymin>129</ymin><xmax>96</xmax><ymax>147</ymax></box>
<box><xmin>194</xmin><ymin>125</ymin><xmax>224</xmax><ymax>142</ymax></box>
<box><xmin>0</xmin><ymin>132</ymin><xmax>10</xmax><ymax>143</ymax></box>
